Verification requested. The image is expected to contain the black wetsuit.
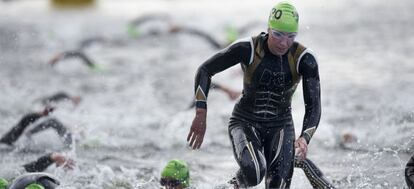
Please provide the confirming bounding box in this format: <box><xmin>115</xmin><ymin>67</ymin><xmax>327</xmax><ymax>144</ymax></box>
<box><xmin>53</xmin><ymin>51</ymin><xmax>95</xmax><ymax>68</ymax></box>
<box><xmin>295</xmin><ymin>157</ymin><xmax>335</xmax><ymax>189</ymax></box>
<box><xmin>27</xmin><ymin>119</ymin><xmax>73</xmax><ymax>149</ymax></box>
<box><xmin>188</xmin><ymin>82</ymin><xmax>231</xmax><ymax>109</ymax></box>
<box><xmin>23</xmin><ymin>153</ymin><xmax>56</xmax><ymax>172</ymax></box>
<box><xmin>0</xmin><ymin>113</ymin><xmax>72</xmax><ymax>148</ymax></box>
<box><xmin>0</xmin><ymin>155</ymin><xmax>59</xmax><ymax>189</ymax></box>
<box><xmin>194</xmin><ymin>33</ymin><xmax>321</xmax><ymax>188</ymax></box>
<box><xmin>40</xmin><ymin>92</ymin><xmax>71</xmax><ymax>106</ymax></box>
<box><xmin>406</xmin><ymin>154</ymin><xmax>414</xmax><ymax>189</ymax></box>
<box><xmin>0</xmin><ymin>113</ymin><xmax>43</xmax><ymax>145</ymax></box>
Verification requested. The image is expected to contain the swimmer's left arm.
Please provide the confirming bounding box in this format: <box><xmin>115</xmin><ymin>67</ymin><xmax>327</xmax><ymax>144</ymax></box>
<box><xmin>298</xmin><ymin>53</ymin><xmax>321</xmax><ymax>144</ymax></box>
<box><xmin>23</xmin><ymin>153</ymin><xmax>75</xmax><ymax>172</ymax></box>
<box><xmin>23</xmin><ymin>153</ymin><xmax>54</xmax><ymax>172</ymax></box>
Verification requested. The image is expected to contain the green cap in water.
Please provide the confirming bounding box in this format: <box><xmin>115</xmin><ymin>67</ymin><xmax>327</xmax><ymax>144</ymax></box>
<box><xmin>127</xmin><ymin>25</ymin><xmax>140</xmax><ymax>38</ymax></box>
<box><xmin>0</xmin><ymin>178</ymin><xmax>8</xmax><ymax>189</ymax></box>
<box><xmin>25</xmin><ymin>184</ymin><xmax>45</xmax><ymax>189</ymax></box>
<box><xmin>90</xmin><ymin>63</ymin><xmax>105</xmax><ymax>72</ymax></box>
<box><xmin>161</xmin><ymin>159</ymin><xmax>190</xmax><ymax>188</ymax></box>
<box><xmin>225</xmin><ymin>25</ymin><xmax>239</xmax><ymax>44</ymax></box>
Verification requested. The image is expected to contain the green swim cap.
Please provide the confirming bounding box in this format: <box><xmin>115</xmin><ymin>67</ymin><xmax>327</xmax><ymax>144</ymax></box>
<box><xmin>0</xmin><ymin>178</ymin><xmax>8</xmax><ymax>189</ymax></box>
<box><xmin>268</xmin><ymin>1</ymin><xmax>299</xmax><ymax>33</ymax></box>
<box><xmin>161</xmin><ymin>159</ymin><xmax>190</xmax><ymax>188</ymax></box>
<box><xmin>225</xmin><ymin>25</ymin><xmax>239</xmax><ymax>44</ymax></box>
<box><xmin>127</xmin><ymin>25</ymin><xmax>140</xmax><ymax>38</ymax></box>
<box><xmin>25</xmin><ymin>184</ymin><xmax>45</xmax><ymax>189</ymax></box>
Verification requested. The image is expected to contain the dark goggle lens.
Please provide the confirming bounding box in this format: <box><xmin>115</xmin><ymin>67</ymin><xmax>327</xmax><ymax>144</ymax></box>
<box><xmin>160</xmin><ymin>178</ymin><xmax>181</xmax><ymax>187</ymax></box>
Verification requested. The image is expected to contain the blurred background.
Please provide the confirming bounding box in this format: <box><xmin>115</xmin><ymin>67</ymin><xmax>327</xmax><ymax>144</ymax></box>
<box><xmin>0</xmin><ymin>0</ymin><xmax>413</xmax><ymax>188</ymax></box>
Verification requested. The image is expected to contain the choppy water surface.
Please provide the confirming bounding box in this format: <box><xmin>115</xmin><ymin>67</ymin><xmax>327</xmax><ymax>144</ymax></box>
<box><xmin>1</xmin><ymin>0</ymin><xmax>414</xmax><ymax>188</ymax></box>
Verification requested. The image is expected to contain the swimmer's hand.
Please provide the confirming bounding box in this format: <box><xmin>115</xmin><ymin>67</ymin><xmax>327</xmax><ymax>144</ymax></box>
<box><xmin>295</xmin><ymin>137</ymin><xmax>308</xmax><ymax>160</ymax></box>
<box><xmin>187</xmin><ymin>108</ymin><xmax>207</xmax><ymax>150</ymax></box>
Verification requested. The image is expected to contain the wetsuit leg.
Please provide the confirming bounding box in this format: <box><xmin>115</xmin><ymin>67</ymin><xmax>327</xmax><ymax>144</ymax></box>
<box><xmin>295</xmin><ymin>157</ymin><xmax>336</xmax><ymax>189</ymax></box>
<box><xmin>229</xmin><ymin>117</ymin><xmax>266</xmax><ymax>187</ymax></box>
<box><xmin>0</xmin><ymin>113</ymin><xmax>42</xmax><ymax>145</ymax></box>
<box><xmin>405</xmin><ymin>154</ymin><xmax>414</xmax><ymax>189</ymax></box>
<box><xmin>27</xmin><ymin>119</ymin><xmax>73</xmax><ymax>149</ymax></box>
<box><xmin>263</xmin><ymin>122</ymin><xmax>295</xmax><ymax>189</ymax></box>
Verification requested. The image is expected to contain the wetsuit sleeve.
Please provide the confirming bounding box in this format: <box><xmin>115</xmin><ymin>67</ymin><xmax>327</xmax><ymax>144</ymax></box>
<box><xmin>63</xmin><ymin>51</ymin><xmax>95</xmax><ymax>68</ymax></box>
<box><xmin>180</xmin><ymin>27</ymin><xmax>222</xmax><ymax>49</ymax></box>
<box><xmin>23</xmin><ymin>153</ymin><xmax>54</xmax><ymax>172</ymax></box>
<box><xmin>298</xmin><ymin>53</ymin><xmax>321</xmax><ymax>144</ymax></box>
<box><xmin>0</xmin><ymin>113</ymin><xmax>43</xmax><ymax>145</ymax></box>
<box><xmin>194</xmin><ymin>39</ymin><xmax>252</xmax><ymax>109</ymax></box>
<box><xmin>27</xmin><ymin>119</ymin><xmax>73</xmax><ymax>149</ymax></box>
<box><xmin>41</xmin><ymin>92</ymin><xmax>70</xmax><ymax>105</ymax></box>
<box><xmin>187</xmin><ymin>82</ymin><xmax>222</xmax><ymax>109</ymax></box>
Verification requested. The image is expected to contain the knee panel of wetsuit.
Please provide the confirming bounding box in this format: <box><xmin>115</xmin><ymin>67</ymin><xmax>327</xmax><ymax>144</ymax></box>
<box><xmin>265</xmin><ymin>160</ymin><xmax>294</xmax><ymax>189</ymax></box>
<box><xmin>238</xmin><ymin>147</ymin><xmax>266</xmax><ymax>186</ymax></box>
<box><xmin>265</xmin><ymin>175</ymin><xmax>291</xmax><ymax>189</ymax></box>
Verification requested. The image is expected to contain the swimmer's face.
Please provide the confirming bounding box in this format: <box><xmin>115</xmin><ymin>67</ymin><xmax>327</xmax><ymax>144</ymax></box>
<box><xmin>267</xmin><ymin>28</ymin><xmax>297</xmax><ymax>56</ymax></box>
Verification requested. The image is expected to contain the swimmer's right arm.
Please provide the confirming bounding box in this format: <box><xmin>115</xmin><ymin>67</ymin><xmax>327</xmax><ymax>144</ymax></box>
<box><xmin>23</xmin><ymin>153</ymin><xmax>54</xmax><ymax>172</ymax></box>
<box><xmin>187</xmin><ymin>39</ymin><xmax>251</xmax><ymax>149</ymax></box>
<box><xmin>193</xmin><ymin>40</ymin><xmax>251</xmax><ymax>110</ymax></box>
<box><xmin>23</xmin><ymin>153</ymin><xmax>75</xmax><ymax>172</ymax></box>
